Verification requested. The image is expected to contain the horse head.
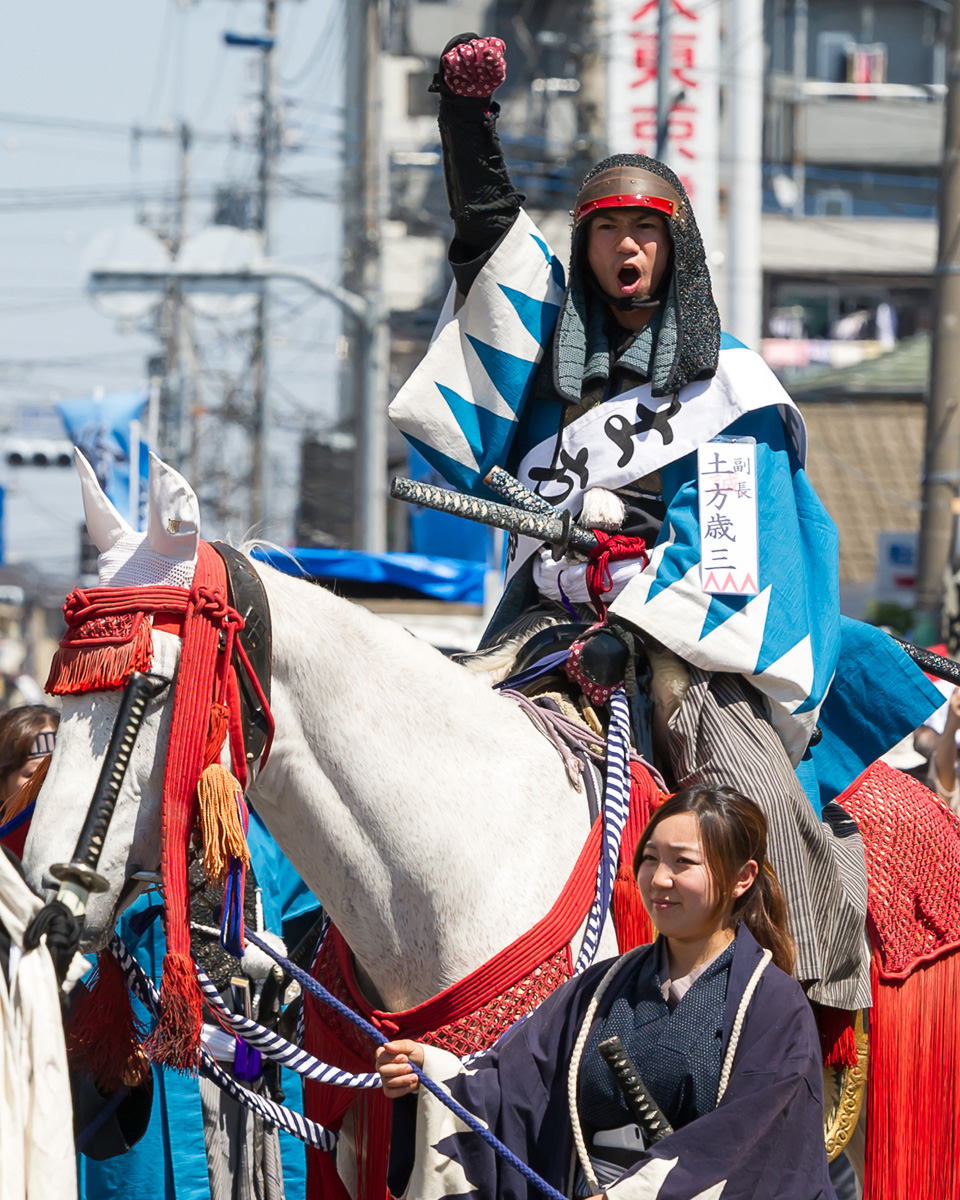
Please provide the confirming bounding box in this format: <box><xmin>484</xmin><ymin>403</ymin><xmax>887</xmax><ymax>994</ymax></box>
<box><xmin>21</xmin><ymin>451</ymin><xmax>200</xmax><ymax>948</ymax></box>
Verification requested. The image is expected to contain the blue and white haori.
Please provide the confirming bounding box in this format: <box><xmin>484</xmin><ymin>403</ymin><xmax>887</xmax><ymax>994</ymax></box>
<box><xmin>388</xmin><ymin>209</ymin><xmax>565</xmax><ymax>495</ymax></box>
<box><xmin>389</xmin><ymin>209</ymin><xmax>941</xmax><ymax>797</ymax></box>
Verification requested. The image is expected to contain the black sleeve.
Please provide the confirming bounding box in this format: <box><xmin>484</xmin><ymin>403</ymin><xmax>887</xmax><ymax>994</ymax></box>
<box><xmin>437</xmin><ymin>93</ymin><xmax>524</xmax><ymax>294</ymax></box>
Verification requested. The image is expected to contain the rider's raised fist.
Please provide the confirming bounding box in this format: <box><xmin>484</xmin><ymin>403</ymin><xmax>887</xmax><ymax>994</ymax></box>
<box><xmin>441</xmin><ymin>36</ymin><xmax>507</xmax><ymax>99</ymax></box>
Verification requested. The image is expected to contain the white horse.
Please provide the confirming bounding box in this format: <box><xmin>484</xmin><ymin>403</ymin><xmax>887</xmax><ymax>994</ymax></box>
<box><xmin>22</xmin><ymin>454</ymin><xmax>613</xmax><ymax>1013</ymax></box>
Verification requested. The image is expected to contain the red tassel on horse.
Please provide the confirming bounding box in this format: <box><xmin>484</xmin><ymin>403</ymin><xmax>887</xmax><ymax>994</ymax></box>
<box><xmin>145</xmin><ymin>951</ymin><xmax>203</xmax><ymax>1072</ymax></box>
<box><xmin>612</xmin><ymin>763</ymin><xmax>663</xmax><ymax>952</ymax></box>
<box><xmin>66</xmin><ymin>950</ymin><xmax>149</xmax><ymax>1093</ymax></box>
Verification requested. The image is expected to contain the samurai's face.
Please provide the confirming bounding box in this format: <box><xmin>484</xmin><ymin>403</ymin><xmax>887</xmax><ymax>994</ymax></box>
<box><xmin>585</xmin><ymin>208</ymin><xmax>671</xmax><ymax>309</ymax></box>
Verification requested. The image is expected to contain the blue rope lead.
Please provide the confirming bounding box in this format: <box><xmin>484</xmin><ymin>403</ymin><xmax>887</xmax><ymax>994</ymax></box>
<box><xmin>244</xmin><ymin>929</ymin><xmax>569</xmax><ymax>1200</ymax></box>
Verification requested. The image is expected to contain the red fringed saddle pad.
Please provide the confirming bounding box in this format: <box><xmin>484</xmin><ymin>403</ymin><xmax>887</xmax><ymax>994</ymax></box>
<box><xmin>838</xmin><ymin>760</ymin><xmax>960</xmax><ymax>1200</ymax></box>
<box><xmin>839</xmin><ymin>759</ymin><xmax>960</xmax><ymax>977</ymax></box>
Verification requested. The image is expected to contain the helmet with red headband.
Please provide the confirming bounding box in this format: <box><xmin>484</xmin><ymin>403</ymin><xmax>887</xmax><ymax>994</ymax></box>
<box><xmin>552</xmin><ymin>153</ymin><xmax>721</xmax><ymax>403</ymax></box>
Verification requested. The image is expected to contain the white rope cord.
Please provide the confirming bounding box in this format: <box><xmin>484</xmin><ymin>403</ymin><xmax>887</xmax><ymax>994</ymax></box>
<box><xmin>566</xmin><ymin>946</ymin><xmax>647</xmax><ymax>1194</ymax></box>
<box><xmin>716</xmin><ymin>949</ymin><xmax>772</xmax><ymax>1104</ymax></box>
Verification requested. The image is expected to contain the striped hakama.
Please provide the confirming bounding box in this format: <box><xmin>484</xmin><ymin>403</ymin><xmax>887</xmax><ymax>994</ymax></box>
<box><xmin>668</xmin><ymin>667</ymin><xmax>872</xmax><ymax>1010</ymax></box>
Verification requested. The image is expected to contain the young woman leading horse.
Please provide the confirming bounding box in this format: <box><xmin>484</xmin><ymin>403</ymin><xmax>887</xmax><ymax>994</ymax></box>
<box><xmin>377</xmin><ymin>788</ymin><xmax>833</xmax><ymax>1200</ymax></box>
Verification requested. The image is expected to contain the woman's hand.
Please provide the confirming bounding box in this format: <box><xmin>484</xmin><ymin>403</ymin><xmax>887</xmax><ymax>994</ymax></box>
<box><xmin>376</xmin><ymin>1040</ymin><xmax>425</xmax><ymax>1099</ymax></box>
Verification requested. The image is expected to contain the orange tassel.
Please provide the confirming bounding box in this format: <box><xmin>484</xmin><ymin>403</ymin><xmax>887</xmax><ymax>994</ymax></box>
<box><xmin>203</xmin><ymin>702</ymin><xmax>229</xmax><ymax>769</ymax></box>
<box><xmin>66</xmin><ymin>950</ymin><xmax>149</xmax><ymax>1092</ymax></box>
<box><xmin>0</xmin><ymin>755</ymin><xmax>50</xmax><ymax>826</ymax></box>
<box><xmin>198</xmin><ymin>763</ymin><xmax>251</xmax><ymax>884</ymax></box>
<box><xmin>46</xmin><ymin>617</ymin><xmax>153</xmax><ymax>695</ymax></box>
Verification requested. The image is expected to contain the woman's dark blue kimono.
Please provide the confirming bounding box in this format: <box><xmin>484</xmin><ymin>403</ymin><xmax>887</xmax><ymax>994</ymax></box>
<box><xmin>389</xmin><ymin>926</ymin><xmax>835</xmax><ymax>1200</ymax></box>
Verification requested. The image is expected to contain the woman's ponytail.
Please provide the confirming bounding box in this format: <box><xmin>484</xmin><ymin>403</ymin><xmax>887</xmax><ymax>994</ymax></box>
<box><xmin>733</xmin><ymin>861</ymin><xmax>795</xmax><ymax>976</ymax></box>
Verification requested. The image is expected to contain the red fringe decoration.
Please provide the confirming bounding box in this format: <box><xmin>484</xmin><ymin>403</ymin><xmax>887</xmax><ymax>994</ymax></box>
<box><xmin>818</xmin><ymin>1006</ymin><xmax>858</xmax><ymax>1069</ymax></box>
<box><xmin>612</xmin><ymin>861</ymin><xmax>654</xmax><ymax>953</ymax></box>
<box><xmin>46</xmin><ymin>616</ymin><xmax>152</xmax><ymax>695</ymax></box>
<box><xmin>66</xmin><ymin>951</ymin><xmax>149</xmax><ymax>1093</ymax></box>
<box><xmin>612</xmin><ymin>764</ymin><xmax>663</xmax><ymax>953</ymax></box>
<box><xmin>865</xmin><ymin>948</ymin><xmax>960</xmax><ymax>1200</ymax></box>
<box><xmin>145</xmin><ymin>952</ymin><xmax>203</xmax><ymax>1072</ymax></box>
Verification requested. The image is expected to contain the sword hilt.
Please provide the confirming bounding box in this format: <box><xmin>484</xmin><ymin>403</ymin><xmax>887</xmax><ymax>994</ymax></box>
<box><xmin>390</xmin><ymin>476</ymin><xmax>598</xmax><ymax>554</ymax></box>
<box><xmin>598</xmin><ymin>1036</ymin><xmax>674</xmax><ymax>1146</ymax></box>
<box><xmin>891</xmin><ymin>637</ymin><xmax>960</xmax><ymax>687</ymax></box>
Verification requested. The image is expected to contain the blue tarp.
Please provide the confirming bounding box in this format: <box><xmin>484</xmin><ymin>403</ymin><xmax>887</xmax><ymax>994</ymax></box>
<box><xmin>251</xmin><ymin>546</ymin><xmax>487</xmax><ymax>605</ymax></box>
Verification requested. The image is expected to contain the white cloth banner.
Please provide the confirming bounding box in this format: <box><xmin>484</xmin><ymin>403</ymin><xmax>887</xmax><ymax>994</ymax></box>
<box><xmin>607</xmin><ymin>0</ymin><xmax>721</xmax><ymax>260</ymax></box>
<box><xmin>511</xmin><ymin>345</ymin><xmax>805</xmax><ymax>582</ymax></box>
<box><xmin>0</xmin><ymin>850</ymin><xmax>78</xmax><ymax>1200</ymax></box>
<box><xmin>698</xmin><ymin>441</ymin><xmax>759</xmax><ymax>596</ymax></box>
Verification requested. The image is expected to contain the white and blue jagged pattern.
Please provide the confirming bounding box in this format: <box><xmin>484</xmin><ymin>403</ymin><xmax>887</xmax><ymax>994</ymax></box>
<box><xmin>610</xmin><ymin>405</ymin><xmax>839</xmax><ymax>768</ymax></box>
<box><xmin>388</xmin><ymin>209</ymin><xmax>565</xmax><ymax>494</ymax></box>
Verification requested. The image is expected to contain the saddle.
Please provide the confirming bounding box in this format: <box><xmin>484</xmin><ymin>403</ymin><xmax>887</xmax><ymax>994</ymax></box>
<box><xmin>506</xmin><ymin>619</ymin><xmax>654</xmax><ymax>758</ymax></box>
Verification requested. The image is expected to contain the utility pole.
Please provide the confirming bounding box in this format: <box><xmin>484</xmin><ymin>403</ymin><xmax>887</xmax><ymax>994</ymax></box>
<box><xmin>726</xmin><ymin>0</ymin><xmax>764</xmax><ymax>350</ymax></box>
<box><xmin>791</xmin><ymin>0</ymin><xmax>808</xmax><ymax>217</ymax></box>
<box><xmin>174</xmin><ymin>122</ymin><xmax>192</xmax><ymax>476</ymax></box>
<box><xmin>250</xmin><ymin>0</ymin><xmax>278</xmax><ymax>530</ymax></box>
<box><xmin>656</xmin><ymin>0</ymin><xmax>672</xmax><ymax>159</ymax></box>
<box><xmin>915</xmin><ymin>0</ymin><xmax>960</xmax><ymax>644</ymax></box>
<box><xmin>133</xmin><ymin>120</ymin><xmax>192</xmax><ymax>472</ymax></box>
<box><xmin>340</xmin><ymin>0</ymin><xmax>367</xmax><ymax>440</ymax></box>
<box><xmin>355</xmin><ymin>0</ymin><xmax>389</xmax><ymax>553</ymax></box>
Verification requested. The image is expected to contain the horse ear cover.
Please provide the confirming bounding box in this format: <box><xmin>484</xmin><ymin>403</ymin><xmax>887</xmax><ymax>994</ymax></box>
<box><xmin>75</xmin><ymin>449</ymin><xmax>134</xmax><ymax>553</ymax></box>
<box><xmin>146</xmin><ymin>452</ymin><xmax>201</xmax><ymax>561</ymax></box>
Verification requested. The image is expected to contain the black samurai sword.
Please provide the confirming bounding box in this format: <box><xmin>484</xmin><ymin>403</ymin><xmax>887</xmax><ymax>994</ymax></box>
<box><xmin>390</xmin><ymin>475</ymin><xmax>599</xmax><ymax>555</ymax></box>
<box><xmin>598</xmin><ymin>1036</ymin><xmax>674</xmax><ymax>1146</ymax></box>
<box><xmin>49</xmin><ymin>670</ymin><xmax>169</xmax><ymax>920</ymax></box>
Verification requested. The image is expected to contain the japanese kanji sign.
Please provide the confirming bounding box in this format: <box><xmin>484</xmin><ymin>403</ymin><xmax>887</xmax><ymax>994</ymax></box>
<box><xmin>697</xmin><ymin>441</ymin><xmax>759</xmax><ymax>596</ymax></box>
<box><xmin>607</xmin><ymin>0</ymin><xmax>720</xmax><ymax>260</ymax></box>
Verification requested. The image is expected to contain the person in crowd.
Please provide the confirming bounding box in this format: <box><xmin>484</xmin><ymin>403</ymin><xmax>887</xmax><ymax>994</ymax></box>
<box><xmin>925</xmin><ymin>685</ymin><xmax>960</xmax><ymax>813</ymax></box>
<box><xmin>377</xmin><ymin>787</ymin><xmax>834</xmax><ymax>1200</ymax></box>
<box><xmin>0</xmin><ymin>703</ymin><xmax>59</xmax><ymax>811</ymax></box>
<box><xmin>1</xmin><ymin>835</ymin><xmax>78</xmax><ymax>1198</ymax></box>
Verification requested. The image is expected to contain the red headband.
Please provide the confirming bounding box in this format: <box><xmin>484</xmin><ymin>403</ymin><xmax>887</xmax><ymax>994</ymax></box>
<box><xmin>575</xmin><ymin>193</ymin><xmax>676</xmax><ymax>223</ymax></box>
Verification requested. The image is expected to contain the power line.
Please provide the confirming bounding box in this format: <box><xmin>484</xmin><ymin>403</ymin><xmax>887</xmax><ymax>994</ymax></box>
<box><xmin>0</xmin><ymin>110</ymin><xmax>236</xmax><ymax>145</ymax></box>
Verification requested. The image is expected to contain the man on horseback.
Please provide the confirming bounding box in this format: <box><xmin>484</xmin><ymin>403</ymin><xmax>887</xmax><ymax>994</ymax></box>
<box><xmin>388</xmin><ymin>35</ymin><xmax>942</xmax><ymax>1016</ymax></box>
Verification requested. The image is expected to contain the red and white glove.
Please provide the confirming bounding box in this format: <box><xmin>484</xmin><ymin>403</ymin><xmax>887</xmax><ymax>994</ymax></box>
<box><xmin>441</xmin><ymin>36</ymin><xmax>507</xmax><ymax>99</ymax></box>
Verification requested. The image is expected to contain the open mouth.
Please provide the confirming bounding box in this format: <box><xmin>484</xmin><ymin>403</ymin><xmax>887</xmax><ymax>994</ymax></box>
<box><xmin>617</xmin><ymin>264</ymin><xmax>641</xmax><ymax>293</ymax></box>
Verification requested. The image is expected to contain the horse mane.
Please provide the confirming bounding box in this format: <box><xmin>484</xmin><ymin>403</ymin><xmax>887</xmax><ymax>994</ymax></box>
<box><xmin>455</xmin><ymin>611</ymin><xmax>571</xmax><ymax>685</ymax></box>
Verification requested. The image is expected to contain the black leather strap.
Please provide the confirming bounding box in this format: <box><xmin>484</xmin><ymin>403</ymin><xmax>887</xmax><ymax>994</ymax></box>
<box><xmin>211</xmin><ymin>543</ymin><xmax>273</xmax><ymax>770</ymax></box>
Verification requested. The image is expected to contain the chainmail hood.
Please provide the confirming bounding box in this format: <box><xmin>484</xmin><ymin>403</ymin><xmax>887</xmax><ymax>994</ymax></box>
<box><xmin>553</xmin><ymin>154</ymin><xmax>721</xmax><ymax>402</ymax></box>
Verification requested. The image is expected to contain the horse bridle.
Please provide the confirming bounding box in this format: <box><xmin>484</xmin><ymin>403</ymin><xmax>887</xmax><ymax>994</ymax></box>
<box><xmin>48</xmin><ymin>544</ymin><xmax>273</xmax><ymax>923</ymax></box>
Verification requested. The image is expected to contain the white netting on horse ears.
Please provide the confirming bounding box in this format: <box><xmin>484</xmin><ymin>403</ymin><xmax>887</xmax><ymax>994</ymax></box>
<box><xmin>98</xmin><ymin>532</ymin><xmax>198</xmax><ymax>589</ymax></box>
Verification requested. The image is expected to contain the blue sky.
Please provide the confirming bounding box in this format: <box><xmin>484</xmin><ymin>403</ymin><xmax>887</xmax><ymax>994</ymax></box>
<box><xmin>1</xmin><ymin>0</ymin><xmax>345</xmax><ymax>572</ymax></box>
